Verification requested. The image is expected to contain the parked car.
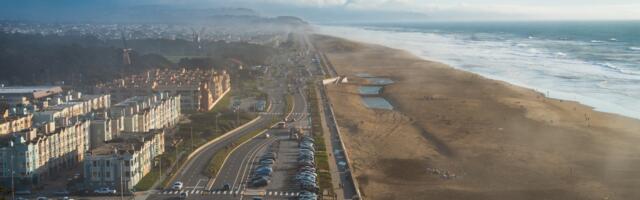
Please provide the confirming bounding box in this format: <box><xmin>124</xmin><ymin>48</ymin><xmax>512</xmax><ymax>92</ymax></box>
<box><xmin>262</xmin><ymin>152</ymin><xmax>277</xmax><ymax>159</ymax></box>
<box><xmin>255</xmin><ymin>170</ymin><xmax>273</xmax><ymax>176</ymax></box>
<box><xmin>299</xmin><ymin>166</ymin><xmax>316</xmax><ymax>173</ymax></box>
<box><xmin>172</xmin><ymin>181</ymin><xmax>184</xmax><ymax>190</ymax></box>
<box><xmin>93</xmin><ymin>187</ymin><xmax>116</xmax><ymax>194</ymax></box>
<box><xmin>251</xmin><ymin>176</ymin><xmax>270</xmax><ymax>184</ymax></box>
<box><xmin>298</xmin><ymin>159</ymin><xmax>315</xmax><ymax>165</ymax></box>
<box><xmin>251</xmin><ymin>176</ymin><xmax>270</xmax><ymax>187</ymax></box>
<box><xmin>222</xmin><ymin>183</ymin><xmax>230</xmax><ymax>191</ymax></box>
<box><xmin>36</xmin><ymin>197</ymin><xmax>48</xmax><ymax>200</ymax></box>
<box><xmin>298</xmin><ymin>171</ymin><xmax>317</xmax><ymax>177</ymax></box>
<box><xmin>255</xmin><ymin>166</ymin><xmax>273</xmax><ymax>173</ymax></box>
<box><xmin>259</xmin><ymin>159</ymin><xmax>275</xmax><ymax>165</ymax></box>
<box><xmin>53</xmin><ymin>190</ymin><xmax>70</xmax><ymax>196</ymax></box>
<box><xmin>15</xmin><ymin>190</ymin><xmax>32</xmax><ymax>195</ymax></box>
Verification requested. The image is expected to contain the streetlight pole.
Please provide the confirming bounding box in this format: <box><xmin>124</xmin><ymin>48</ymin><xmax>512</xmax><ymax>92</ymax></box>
<box><xmin>190</xmin><ymin>126</ymin><xmax>194</xmax><ymax>152</ymax></box>
<box><xmin>235</xmin><ymin>109</ymin><xmax>240</xmax><ymax>126</ymax></box>
<box><xmin>10</xmin><ymin>140</ymin><xmax>15</xmax><ymax>200</ymax></box>
<box><xmin>158</xmin><ymin>157</ymin><xmax>162</xmax><ymax>180</ymax></box>
<box><xmin>120</xmin><ymin>158</ymin><xmax>124</xmax><ymax>200</ymax></box>
<box><xmin>215</xmin><ymin>112</ymin><xmax>219</xmax><ymax>135</ymax></box>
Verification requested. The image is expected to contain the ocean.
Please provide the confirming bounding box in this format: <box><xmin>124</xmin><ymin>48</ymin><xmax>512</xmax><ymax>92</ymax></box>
<box><xmin>316</xmin><ymin>21</ymin><xmax>640</xmax><ymax>120</ymax></box>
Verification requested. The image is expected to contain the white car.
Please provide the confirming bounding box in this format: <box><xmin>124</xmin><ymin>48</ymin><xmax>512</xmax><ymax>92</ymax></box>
<box><xmin>172</xmin><ymin>181</ymin><xmax>184</xmax><ymax>190</ymax></box>
<box><xmin>94</xmin><ymin>187</ymin><xmax>117</xmax><ymax>194</ymax></box>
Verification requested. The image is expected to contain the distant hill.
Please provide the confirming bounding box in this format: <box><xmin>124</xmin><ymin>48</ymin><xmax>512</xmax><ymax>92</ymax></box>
<box><xmin>0</xmin><ymin>32</ymin><xmax>172</xmax><ymax>86</ymax></box>
<box><xmin>0</xmin><ymin>32</ymin><xmax>276</xmax><ymax>86</ymax></box>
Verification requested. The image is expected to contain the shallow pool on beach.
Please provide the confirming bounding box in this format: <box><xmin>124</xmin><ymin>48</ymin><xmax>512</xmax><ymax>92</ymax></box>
<box><xmin>365</xmin><ymin>78</ymin><xmax>394</xmax><ymax>85</ymax></box>
<box><xmin>355</xmin><ymin>73</ymin><xmax>375</xmax><ymax>78</ymax></box>
<box><xmin>358</xmin><ymin>86</ymin><xmax>383</xmax><ymax>95</ymax></box>
<box><xmin>362</xmin><ymin>97</ymin><xmax>393</xmax><ymax>110</ymax></box>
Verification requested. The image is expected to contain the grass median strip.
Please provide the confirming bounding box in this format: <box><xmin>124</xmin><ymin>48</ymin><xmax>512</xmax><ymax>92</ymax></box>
<box><xmin>307</xmin><ymin>83</ymin><xmax>334</xmax><ymax>195</ymax></box>
<box><xmin>134</xmin><ymin>91</ymin><xmax>261</xmax><ymax>191</ymax></box>
<box><xmin>206</xmin><ymin>128</ymin><xmax>266</xmax><ymax>177</ymax></box>
<box><xmin>206</xmin><ymin>91</ymin><xmax>293</xmax><ymax>178</ymax></box>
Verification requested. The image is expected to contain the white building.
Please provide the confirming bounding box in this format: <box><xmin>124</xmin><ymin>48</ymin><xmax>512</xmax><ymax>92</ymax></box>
<box><xmin>83</xmin><ymin>130</ymin><xmax>165</xmax><ymax>191</ymax></box>
<box><xmin>109</xmin><ymin>93</ymin><xmax>180</xmax><ymax>133</ymax></box>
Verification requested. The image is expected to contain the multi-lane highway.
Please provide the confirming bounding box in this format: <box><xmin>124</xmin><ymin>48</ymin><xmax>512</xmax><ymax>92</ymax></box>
<box><xmin>208</xmin><ymin>88</ymin><xmax>308</xmax><ymax>200</ymax></box>
<box><xmin>144</xmin><ymin>69</ymin><xmax>288</xmax><ymax>199</ymax></box>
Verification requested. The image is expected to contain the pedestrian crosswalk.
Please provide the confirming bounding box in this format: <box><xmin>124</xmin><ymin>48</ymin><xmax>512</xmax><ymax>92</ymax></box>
<box><xmin>259</xmin><ymin>112</ymin><xmax>307</xmax><ymax>117</ymax></box>
<box><xmin>158</xmin><ymin>190</ymin><xmax>302</xmax><ymax>197</ymax></box>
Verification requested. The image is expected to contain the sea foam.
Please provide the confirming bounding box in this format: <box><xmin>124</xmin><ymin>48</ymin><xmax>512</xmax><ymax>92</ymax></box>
<box><xmin>316</xmin><ymin>25</ymin><xmax>640</xmax><ymax>120</ymax></box>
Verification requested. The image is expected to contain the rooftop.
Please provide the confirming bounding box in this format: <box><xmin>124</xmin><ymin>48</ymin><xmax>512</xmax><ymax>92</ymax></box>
<box><xmin>0</xmin><ymin>86</ymin><xmax>62</xmax><ymax>93</ymax></box>
<box><xmin>90</xmin><ymin>130</ymin><xmax>163</xmax><ymax>155</ymax></box>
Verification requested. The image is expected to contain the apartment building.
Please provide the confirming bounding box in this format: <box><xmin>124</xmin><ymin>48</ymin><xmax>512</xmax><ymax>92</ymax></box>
<box><xmin>0</xmin><ymin>118</ymin><xmax>90</xmax><ymax>186</ymax></box>
<box><xmin>94</xmin><ymin>68</ymin><xmax>230</xmax><ymax>112</ymax></box>
<box><xmin>83</xmin><ymin>129</ymin><xmax>165</xmax><ymax>191</ymax></box>
<box><xmin>33</xmin><ymin>93</ymin><xmax>111</xmax><ymax>125</ymax></box>
<box><xmin>0</xmin><ymin>114</ymin><xmax>32</xmax><ymax>135</ymax></box>
<box><xmin>109</xmin><ymin>93</ymin><xmax>180</xmax><ymax>133</ymax></box>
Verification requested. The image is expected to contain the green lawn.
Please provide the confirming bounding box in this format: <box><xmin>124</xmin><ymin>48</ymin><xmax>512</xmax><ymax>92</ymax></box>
<box><xmin>133</xmin><ymin>169</ymin><xmax>160</xmax><ymax>191</ymax></box>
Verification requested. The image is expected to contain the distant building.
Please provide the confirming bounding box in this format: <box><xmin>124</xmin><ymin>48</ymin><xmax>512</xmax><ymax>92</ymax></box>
<box><xmin>94</xmin><ymin>68</ymin><xmax>230</xmax><ymax>112</ymax></box>
<box><xmin>0</xmin><ymin>86</ymin><xmax>63</xmax><ymax>106</ymax></box>
<box><xmin>109</xmin><ymin>93</ymin><xmax>180</xmax><ymax>133</ymax></box>
<box><xmin>83</xmin><ymin>129</ymin><xmax>165</xmax><ymax>191</ymax></box>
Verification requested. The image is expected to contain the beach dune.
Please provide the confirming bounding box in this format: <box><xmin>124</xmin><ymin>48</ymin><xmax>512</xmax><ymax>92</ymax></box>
<box><xmin>311</xmin><ymin>34</ymin><xmax>640</xmax><ymax>200</ymax></box>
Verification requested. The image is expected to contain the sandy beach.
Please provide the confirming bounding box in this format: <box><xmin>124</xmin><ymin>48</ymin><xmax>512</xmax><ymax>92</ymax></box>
<box><xmin>311</xmin><ymin>34</ymin><xmax>640</xmax><ymax>200</ymax></box>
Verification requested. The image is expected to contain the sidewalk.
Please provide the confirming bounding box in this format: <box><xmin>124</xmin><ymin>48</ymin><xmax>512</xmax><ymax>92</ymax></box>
<box><xmin>315</xmin><ymin>85</ymin><xmax>346</xmax><ymax>200</ymax></box>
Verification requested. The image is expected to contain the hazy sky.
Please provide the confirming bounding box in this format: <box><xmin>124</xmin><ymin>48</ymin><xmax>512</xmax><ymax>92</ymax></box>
<box><xmin>2</xmin><ymin>0</ymin><xmax>639</xmax><ymax>22</ymax></box>
<box><xmin>247</xmin><ymin>0</ymin><xmax>640</xmax><ymax>20</ymax></box>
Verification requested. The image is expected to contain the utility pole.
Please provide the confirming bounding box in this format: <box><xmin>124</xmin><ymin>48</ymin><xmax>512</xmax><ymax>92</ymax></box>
<box><xmin>10</xmin><ymin>141</ymin><xmax>14</xmax><ymax>200</ymax></box>
<box><xmin>120</xmin><ymin>158</ymin><xmax>124</xmax><ymax>200</ymax></box>
<box><xmin>158</xmin><ymin>157</ymin><xmax>162</xmax><ymax>181</ymax></box>
<box><xmin>215</xmin><ymin>112</ymin><xmax>219</xmax><ymax>134</ymax></box>
<box><xmin>235</xmin><ymin>109</ymin><xmax>240</xmax><ymax>126</ymax></box>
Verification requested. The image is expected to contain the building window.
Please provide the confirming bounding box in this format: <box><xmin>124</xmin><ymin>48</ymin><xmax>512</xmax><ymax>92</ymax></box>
<box><xmin>93</xmin><ymin>161</ymin><xmax>97</xmax><ymax>167</ymax></box>
<box><xmin>105</xmin><ymin>171</ymin><xmax>110</xmax><ymax>178</ymax></box>
<box><xmin>105</xmin><ymin>160</ymin><xmax>110</xmax><ymax>167</ymax></box>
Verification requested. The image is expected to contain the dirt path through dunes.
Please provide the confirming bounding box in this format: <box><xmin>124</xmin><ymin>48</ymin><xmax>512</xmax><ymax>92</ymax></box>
<box><xmin>312</xmin><ymin>34</ymin><xmax>640</xmax><ymax>200</ymax></box>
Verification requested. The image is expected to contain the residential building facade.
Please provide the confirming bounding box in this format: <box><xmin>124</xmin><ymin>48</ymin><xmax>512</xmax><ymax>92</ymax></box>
<box><xmin>109</xmin><ymin>93</ymin><xmax>180</xmax><ymax>133</ymax></box>
<box><xmin>94</xmin><ymin>68</ymin><xmax>230</xmax><ymax>112</ymax></box>
<box><xmin>83</xmin><ymin>129</ymin><xmax>165</xmax><ymax>191</ymax></box>
<box><xmin>0</xmin><ymin>118</ymin><xmax>91</xmax><ymax>186</ymax></box>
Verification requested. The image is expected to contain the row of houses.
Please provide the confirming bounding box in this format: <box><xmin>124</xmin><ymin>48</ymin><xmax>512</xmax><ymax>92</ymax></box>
<box><xmin>0</xmin><ymin>92</ymin><xmax>178</xmax><ymax>191</ymax></box>
<box><xmin>94</xmin><ymin>68</ymin><xmax>231</xmax><ymax>112</ymax></box>
<box><xmin>0</xmin><ymin>68</ymin><xmax>231</xmax><ymax>192</ymax></box>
